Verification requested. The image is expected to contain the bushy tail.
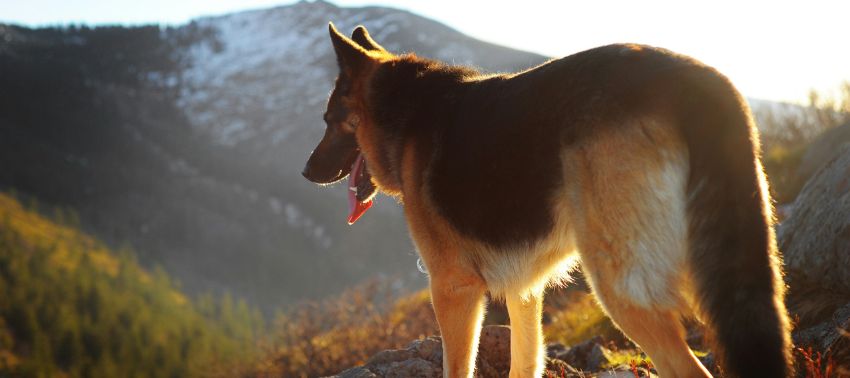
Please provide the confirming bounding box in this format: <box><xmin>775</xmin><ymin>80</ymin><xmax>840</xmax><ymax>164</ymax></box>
<box><xmin>676</xmin><ymin>68</ymin><xmax>792</xmax><ymax>377</ymax></box>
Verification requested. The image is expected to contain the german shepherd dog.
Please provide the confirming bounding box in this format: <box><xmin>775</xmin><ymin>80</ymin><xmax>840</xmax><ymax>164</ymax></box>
<box><xmin>303</xmin><ymin>23</ymin><xmax>792</xmax><ymax>377</ymax></box>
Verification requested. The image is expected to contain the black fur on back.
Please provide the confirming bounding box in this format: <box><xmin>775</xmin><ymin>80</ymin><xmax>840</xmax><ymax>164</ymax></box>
<box><xmin>369</xmin><ymin>46</ymin><xmax>692</xmax><ymax>247</ymax></box>
<box><xmin>365</xmin><ymin>47</ymin><xmax>792</xmax><ymax>375</ymax></box>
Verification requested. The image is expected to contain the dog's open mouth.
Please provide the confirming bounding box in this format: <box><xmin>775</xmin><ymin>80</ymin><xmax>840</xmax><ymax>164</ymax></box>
<box><xmin>347</xmin><ymin>153</ymin><xmax>376</xmax><ymax>224</ymax></box>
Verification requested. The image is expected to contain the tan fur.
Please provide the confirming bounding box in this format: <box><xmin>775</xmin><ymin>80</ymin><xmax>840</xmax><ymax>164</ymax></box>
<box><xmin>570</xmin><ymin>117</ymin><xmax>692</xmax><ymax>309</ymax></box>
<box><xmin>400</xmin><ymin>143</ymin><xmax>489</xmax><ymax>377</ymax></box>
<box><xmin>505</xmin><ymin>293</ymin><xmax>545</xmax><ymax>378</ymax></box>
<box><xmin>390</xmin><ymin>113</ymin><xmax>716</xmax><ymax>377</ymax></box>
<box><xmin>567</xmin><ymin>117</ymin><xmax>712</xmax><ymax>377</ymax></box>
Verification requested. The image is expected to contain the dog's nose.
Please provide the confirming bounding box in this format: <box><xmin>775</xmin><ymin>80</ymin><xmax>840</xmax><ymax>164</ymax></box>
<box><xmin>301</xmin><ymin>165</ymin><xmax>312</xmax><ymax>180</ymax></box>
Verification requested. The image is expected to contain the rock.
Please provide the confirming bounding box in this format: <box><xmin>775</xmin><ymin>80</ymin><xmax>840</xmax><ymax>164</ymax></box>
<box><xmin>596</xmin><ymin>366</ymin><xmax>648</xmax><ymax>378</ymax></box>
<box><xmin>383</xmin><ymin>358</ymin><xmax>440</xmax><ymax>378</ymax></box>
<box><xmin>778</xmin><ymin>143</ymin><xmax>850</xmax><ymax>369</ymax></box>
<box><xmin>793</xmin><ymin>302</ymin><xmax>850</xmax><ymax>367</ymax></box>
<box><xmin>779</xmin><ymin>145</ymin><xmax>850</xmax><ymax>324</ymax></box>
<box><xmin>335</xmin><ymin>366</ymin><xmax>378</xmax><ymax>378</ymax></box>
<box><xmin>408</xmin><ymin>337</ymin><xmax>443</xmax><ymax>365</ymax></box>
<box><xmin>476</xmin><ymin>325</ymin><xmax>512</xmax><ymax>374</ymax></box>
<box><xmin>546</xmin><ymin>342</ymin><xmax>568</xmax><ymax>358</ymax></box>
<box><xmin>330</xmin><ymin>325</ymin><xmax>593</xmax><ymax>377</ymax></box>
<box><xmin>327</xmin><ymin>339</ymin><xmax>442</xmax><ymax>378</ymax></box>
<box><xmin>367</xmin><ymin>349</ymin><xmax>414</xmax><ymax>366</ymax></box>
<box><xmin>555</xmin><ymin>336</ymin><xmax>606</xmax><ymax>371</ymax></box>
<box><xmin>597</xmin><ymin>370</ymin><xmax>645</xmax><ymax>378</ymax></box>
<box><xmin>796</xmin><ymin>122</ymin><xmax>850</xmax><ymax>187</ymax></box>
<box><xmin>473</xmin><ymin>361</ymin><xmax>501</xmax><ymax>378</ymax></box>
<box><xmin>586</xmin><ymin>344</ymin><xmax>614</xmax><ymax>371</ymax></box>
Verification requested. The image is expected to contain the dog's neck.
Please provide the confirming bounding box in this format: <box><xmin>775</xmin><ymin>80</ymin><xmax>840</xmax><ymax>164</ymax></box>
<box><xmin>359</xmin><ymin>56</ymin><xmax>481</xmax><ymax>198</ymax></box>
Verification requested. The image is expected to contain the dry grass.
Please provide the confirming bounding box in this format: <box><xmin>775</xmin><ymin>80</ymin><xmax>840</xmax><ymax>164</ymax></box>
<box><xmin>544</xmin><ymin>289</ymin><xmax>622</xmax><ymax>347</ymax></box>
<box><xmin>795</xmin><ymin>346</ymin><xmax>844</xmax><ymax>378</ymax></box>
<box><xmin>250</xmin><ymin>283</ymin><xmax>629</xmax><ymax>377</ymax></box>
<box><xmin>250</xmin><ymin>275</ymin><xmax>850</xmax><ymax>377</ymax></box>
<box><xmin>250</xmin><ymin>279</ymin><xmax>438</xmax><ymax>377</ymax></box>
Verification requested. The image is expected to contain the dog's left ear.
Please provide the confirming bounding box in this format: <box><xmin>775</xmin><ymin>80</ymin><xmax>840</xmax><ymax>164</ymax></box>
<box><xmin>329</xmin><ymin>22</ymin><xmax>372</xmax><ymax>73</ymax></box>
<box><xmin>351</xmin><ymin>26</ymin><xmax>386</xmax><ymax>52</ymax></box>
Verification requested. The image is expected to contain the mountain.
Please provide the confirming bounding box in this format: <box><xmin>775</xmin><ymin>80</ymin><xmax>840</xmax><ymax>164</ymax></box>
<box><xmin>0</xmin><ymin>0</ymin><xmax>798</xmax><ymax>312</ymax></box>
<box><xmin>0</xmin><ymin>0</ymin><xmax>546</xmax><ymax>311</ymax></box>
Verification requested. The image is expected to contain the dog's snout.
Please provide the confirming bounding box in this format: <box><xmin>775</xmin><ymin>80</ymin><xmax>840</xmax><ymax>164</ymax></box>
<box><xmin>301</xmin><ymin>164</ymin><xmax>312</xmax><ymax>180</ymax></box>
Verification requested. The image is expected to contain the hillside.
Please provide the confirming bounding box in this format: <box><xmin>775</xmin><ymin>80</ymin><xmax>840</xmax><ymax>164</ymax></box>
<box><xmin>0</xmin><ymin>1</ymin><xmax>547</xmax><ymax>312</ymax></box>
<box><xmin>0</xmin><ymin>192</ymin><xmax>260</xmax><ymax>377</ymax></box>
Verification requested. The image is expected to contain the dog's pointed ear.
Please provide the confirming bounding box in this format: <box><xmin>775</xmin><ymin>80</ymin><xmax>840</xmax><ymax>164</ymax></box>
<box><xmin>329</xmin><ymin>22</ymin><xmax>371</xmax><ymax>72</ymax></box>
<box><xmin>350</xmin><ymin>25</ymin><xmax>386</xmax><ymax>52</ymax></box>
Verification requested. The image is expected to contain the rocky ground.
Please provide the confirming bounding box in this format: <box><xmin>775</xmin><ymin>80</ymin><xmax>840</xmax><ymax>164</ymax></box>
<box><xmin>331</xmin><ymin>325</ymin><xmax>664</xmax><ymax>377</ymax></box>
<box><xmin>328</xmin><ymin>301</ymin><xmax>849</xmax><ymax>378</ymax></box>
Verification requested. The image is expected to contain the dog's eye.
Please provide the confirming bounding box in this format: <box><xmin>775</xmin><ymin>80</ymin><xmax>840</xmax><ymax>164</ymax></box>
<box><xmin>342</xmin><ymin>121</ymin><xmax>357</xmax><ymax>133</ymax></box>
<box><xmin>345</xmin><ymin>115</ymin><xmax>360</xmax><ymax>132</ymax></box>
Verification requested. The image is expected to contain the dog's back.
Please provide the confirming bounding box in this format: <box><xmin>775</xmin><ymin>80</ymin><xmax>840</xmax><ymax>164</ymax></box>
<box><xmin>307</xmin><ymin>27</ymin><xmax>792</xmax><ymax>377</ymax></box>
<box><xmin>416</xmin><ymin>44</ymin><xmax>792</xmax><ymax>376</ymax></box>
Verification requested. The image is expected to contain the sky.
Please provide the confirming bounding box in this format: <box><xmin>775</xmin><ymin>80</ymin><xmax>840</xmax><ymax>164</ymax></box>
<box><xmin>3</xmin><ymin>0</ymin><xmax>849</xmax><ymax>104</ymax></box>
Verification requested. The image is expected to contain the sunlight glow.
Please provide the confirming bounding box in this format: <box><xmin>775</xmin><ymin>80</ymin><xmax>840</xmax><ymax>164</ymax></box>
<box><xmin>336</xmin><ymin>0</ymin><xmax>850</xmax><ymax>104</ymax></box>
<box><xmin>3</xmin><ymin>0</ymin><xmax>848</xmax><ymax>103</ymax></box>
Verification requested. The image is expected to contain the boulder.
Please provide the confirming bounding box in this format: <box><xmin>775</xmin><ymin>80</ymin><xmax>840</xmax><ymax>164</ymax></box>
<box><xmin>778</xmin><ymin>144</ymin><xmax>850</xmax><ymax>369</ymax></box>
<box><xmin>551</xmin><ymin>336</ymin><xmax>611</xmax><ymax>371</ymax></box>
<box><xmin>792</xmin><ymin>302</ymin><xmax>850</xmax><ymax>370</ymax></box>
<box><xmin>476</xmin><ymin>325</ymin><xmax>512</xmax><ymax>374</ymax></box>
<box><xmin>796</xmin><ymin>123</ymin><xmax>850</xmax><ymax>186</ymax></box>
<box><xmin>327</xmin><ymin>337</ymin><xmax>442</xmax><ymax>378</ymax></box>
<box><xmin>779</xmin><ymin>145</ymin><xmax>850</xmax><ymax>325</ymax></box>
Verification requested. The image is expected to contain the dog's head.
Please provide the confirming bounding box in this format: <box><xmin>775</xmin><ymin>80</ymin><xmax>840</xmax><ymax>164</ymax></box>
<box><xmin>302</xmin><ymin>24</ymin><xmax>387</xmax><ymax>224</ymax></box>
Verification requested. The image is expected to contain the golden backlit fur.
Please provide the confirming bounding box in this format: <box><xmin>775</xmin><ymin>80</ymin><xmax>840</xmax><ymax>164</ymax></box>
<box><xmin>304</xmin><ymin>24</ymin><xmax>792</xmax><ymax>378</ymax></box>
<box><xmin>402</xmin><ymin>116</ymin><xmax>713</xmax><ymax>377</ymax></box>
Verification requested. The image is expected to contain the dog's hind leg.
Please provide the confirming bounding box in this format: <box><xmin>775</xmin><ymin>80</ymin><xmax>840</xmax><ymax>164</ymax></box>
<box><xmin>571</xmin><ymin>129</ymin><xmax>712</xmax><ymax>377</ymax></box>
<box><xmin>575</xmin><ymin>178</ymin><xmax>712</xmax><ymax>377</ymax></box>
<box><xmin>505</xmin><ymin>291</ymin><xmax>544</xmax><ymax>378</ymax></box>
<box><xmin>430</xmin><ymin>268</ymin><xmax>487</xmax><ymax>378</ymax></box>
<box><xmin>585</xmin><ymin>280</ymin><xmax>711</xmax><ymax>378</ymax></box>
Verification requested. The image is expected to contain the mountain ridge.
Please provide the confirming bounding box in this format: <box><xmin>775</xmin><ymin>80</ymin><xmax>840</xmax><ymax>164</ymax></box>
<box><xmin>0</xmin><ymin>0</ymin><xmax>794</xmax><ymax>312</ymax></box>
<box><xmin>0</xmin><ymin>1</ymin><xmax>547</xmax><ymax>312</ymax></box>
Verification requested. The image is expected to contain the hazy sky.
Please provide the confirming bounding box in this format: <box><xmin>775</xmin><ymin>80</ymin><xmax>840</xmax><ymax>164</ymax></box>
<box><xmin>3</xmin><ymin>0</ymin><xmax>849</xmax><ymax>103</ymax></box>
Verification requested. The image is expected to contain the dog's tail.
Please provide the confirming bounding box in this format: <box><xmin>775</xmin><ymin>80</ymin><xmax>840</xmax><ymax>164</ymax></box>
<box><xmin>674</xmin><ymin>67</ymin><xmax>792</xmax><ymax>377</ymax></box>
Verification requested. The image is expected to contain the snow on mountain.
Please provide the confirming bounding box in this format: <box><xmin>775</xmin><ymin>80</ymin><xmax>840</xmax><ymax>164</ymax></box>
<box><xmin>178</xmin><ymin>3</ymin><xmax>333</xmax><ymax>146</ymax></box>
<box><xmin>176</xmin><ymin>0</ymin><xmax>545</xmax><ymax>149</ymax></box>
<box><xmin>176</xmin><ymin>0</ymin><xmax>796</xmax><ymax>151</ymax></box>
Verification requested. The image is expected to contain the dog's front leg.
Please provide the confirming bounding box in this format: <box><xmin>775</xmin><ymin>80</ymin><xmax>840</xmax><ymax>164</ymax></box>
<box><xmin>505</xmin><ymin>292</ymin><xmax>544</xmax><ymax>378</ymax></box>
<box><xmin>429</xmin><ymin>269</ymin><xmax>487</xmax><ymax>378</ymax></box>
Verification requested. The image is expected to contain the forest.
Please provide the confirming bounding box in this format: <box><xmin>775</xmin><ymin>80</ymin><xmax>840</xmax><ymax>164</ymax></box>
<box><xmin>0</xmin><ymin>192</ymin><xmax>262</xmax><ymax>376</ymax></box>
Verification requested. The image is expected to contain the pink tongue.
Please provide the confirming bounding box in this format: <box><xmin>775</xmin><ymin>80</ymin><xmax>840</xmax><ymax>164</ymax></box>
<box><xmin>347</xmin><ymin>154</ymin><xmax>373</xmax><ymax>225</ymax></box>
